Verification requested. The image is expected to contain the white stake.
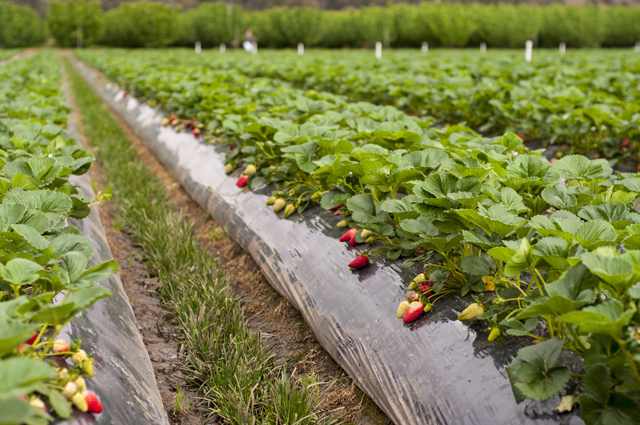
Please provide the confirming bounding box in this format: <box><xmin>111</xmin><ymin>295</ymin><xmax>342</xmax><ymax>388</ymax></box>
<box><xmin>220</xmin><ymin>44</ymin><xmax>226</xmax><ymax>53</ymax></box>
<box><xmin>525</xmin><ymin>40</ymin><xmax>533</xmax><ymax>63</ymax></box>
<box><xmin>635</xmin><ymin>41</ymin><xmax>640</xmax><ymax>52</ymax></box>
<box><xmin>298</xmin><ymin>43</ymin><xmax>304</xmax><ymax>55</ymax></box>
<box><xmin>195</xmin><ymin>41</ymin><xmax>202</xmax><ymax>54</ymax></box>
<box><xmin>375</xmin><ymin>42</ymin><xmax>382</xmax><ymax>60</ymax></box>
<box><xmin>559</xmin><ymin>42</ymin><xmax>566</xmax><ymax>55</ymax></box>
<box><xmin>480</xmin><ymin>42</ymin><xmax>486</xmax><ymax>53</ymax></box>
<box><xmin>421</xmin><ymin>42</ymin><xmax>428</xmax><ymax>53</ymax></box>
<box><xmin>252</xmin><ymin>41</ymin><xmax>258</xmax><ymax>54</ymax></box>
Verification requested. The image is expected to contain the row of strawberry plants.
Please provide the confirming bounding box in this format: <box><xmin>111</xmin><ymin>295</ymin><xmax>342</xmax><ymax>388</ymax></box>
<box><xmin>202</xmin><ymin>48</ymin><xmax>640</xmax><ymax>166</ymax></box>
<box><xmin>0</xmin><ymin>52</ymin><xmax>116</xmax><ymax>423</ymax></box>
<box><xmin>76</xmin><ymin>49</ymin><xmax>640</xmax><ymax>424</ymax></box>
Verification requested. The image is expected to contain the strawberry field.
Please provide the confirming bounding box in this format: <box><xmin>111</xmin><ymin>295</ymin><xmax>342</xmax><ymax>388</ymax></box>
<box><xmin>68</xmin><ymin>47</ymin><xmax>640</xmax><ymax>425</ymax></box>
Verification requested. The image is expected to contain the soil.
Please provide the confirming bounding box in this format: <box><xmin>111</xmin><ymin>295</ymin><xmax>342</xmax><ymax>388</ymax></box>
<box><xmin>64</xmin><ymin>54</ymin><xmax>391</xmax><ymax>425</ymax></box>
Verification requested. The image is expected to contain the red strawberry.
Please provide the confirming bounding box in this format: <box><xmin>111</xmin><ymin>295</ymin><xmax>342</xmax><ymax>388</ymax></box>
<box><xmin>229</xmin><ymin>145</ymin><xmax>236</xmax><ymax>150</ymax></box>
<box><xmin>348</xmin><ymin>254</ymin><xmax>368</xmax><ymax>269</ymax></box>
<box><xmin>349</xmin><ymin>232</ymin><xmax>360</xmax><ymax>246</ymax></box>
<box><xmin>409</xmin><ymin>292</ymin><xmax>419</xmax><ymax>302</ymax></box>
<box><xmin>403</xmin><ymin>301</ymin><xmax>424</xmax><ymax>323</ymax></box>
<box><xmin>339</xmin><ymin>228</ymin><xmax>357</xmax><ymax>242</ymax></box>
<box><xmin>170</xmin><ymin>116</ymin><xmax>176</xmax><ymax>123</ymax></box>
<box><xmin>330</xmin><ymin>205</ymin><xmax>344</xmax><ymax>212</ymax></box>
<box><xmin>123</xmin><ymin>90</ymin><xmax>128</xmax><ymax>97</ymax></box>
<box><xmin>550</xmin><ymin>158</ymin><xmax>557</xmax><ymax>164</ymax></box>
<box><xmin>622</xmin><ymin>138</ymin><xmax>630</xmax><ymax>147</ymax></box>
<box><xmin>192</xmin><ymin>128</ymin><xmax>200</xmax><ymax>136</ymax></box>
<box><xmin>517</xmin><ymin>133</ymin><xmax>524</xmax><ymax>139</ymax></box>
<box><xmin>418</xmin><ymin>284</ymin><xmax>431</xmax><ymax>297</ymax></box>
<box><xmin>82</xmin><ymin>391</ymin><xmax>103</xmax><ymax>414</ymax></box>
<box><xmin>236</xmin><ymin>175</ymin><xmax>248</xmax><ymax>188</ymax></box>
<box><xmin>25</xmin><ymin>331</ymin><xmax>38</xmax><ymax>345</ymax></box>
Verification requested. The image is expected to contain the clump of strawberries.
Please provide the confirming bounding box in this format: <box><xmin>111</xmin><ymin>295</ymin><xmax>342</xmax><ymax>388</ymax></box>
<box><xmin>397</xmin><ymin>273</ymin><xmax>435</xmax><ymax>323</ymax></box>
<box><xmin>16</xmin><ymin>334</ymin><xmax>103</xmax><ymax>417</ymax></box>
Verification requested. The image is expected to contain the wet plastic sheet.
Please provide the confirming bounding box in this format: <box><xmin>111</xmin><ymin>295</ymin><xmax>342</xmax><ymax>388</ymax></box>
<box><xmin>72</xmin><ymin>58</ymin><xmax>584</xmax><ymax>425</ymax></box>
<box><xmin>51</xmin><ymin>73</ymin><xmax>169</xmax><ymax>425</ymax></box>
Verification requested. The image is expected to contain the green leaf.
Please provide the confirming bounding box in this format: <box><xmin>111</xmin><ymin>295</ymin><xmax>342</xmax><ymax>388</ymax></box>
<box><xmin>505</xmin><ymin>238</ymin><xmax>536</xmax><ymax>277</ymax></box>
<box><xmin>576</xmin><ymin>220</ymin><xmax>617</xmax><ymax>250</ymax></box>
<box><xmin>558</xmin><ymin>300</ymin><xmax>635</xmax><ymax>338</ymax></box>
<box><xmin>460</xmin><ymin>254</ymin><xmax>495</xmax><ymax>276</ymax></box>
<box><xmin>0</xmin><ymin>398</ymin><xmax>52</xmax><ymax>425</ymax></box>
<box><xmin>507</xmin><ymin>338</ymin><xmax>571</xmax><ymax>401</ymax></box>
<box><xmin>0</xmin><ymin>259</ymin><xmax>43</xmax><ymax>286</ymax></box>
<box><xmin>0</xmin><ymin>323</ymin><xmax>39</xmax><ymax>357</ymax></box>
<box><xmin>346</xmin><ymin>193</ymin><xmax>386</xmax><ymax>224</ymax></box>
<box><xmin>48</xmin><ymin>389</ymin><xmax>71</xmax><ymax>419</ymax></box>
<box><xmin>64</xmin><ymin>286</ymin><xmax>112</xmax><ymax>318</ymax></box>
<box><xmin>581</xmin><ymin>251</ymin><xmax>634</xmax><ymax>293</ymax></box>
<box><xmin>580</xmin><ymin>364</ymin><xmax>640</xmax><ymax>425</ymax></box>
<box><xmin>551</xmin><ymin>154</ymin><xmax>613</xmax><ymax>181</ymax></box>
<box><xmin>11</xmin><ymin>225</ymin><xmax>49</xmax><ymax>251</ymax></box>
<box><xmin>0</xmin><ymin>357</ymin><xmax>55</xmax><ymax>399</ymax></box>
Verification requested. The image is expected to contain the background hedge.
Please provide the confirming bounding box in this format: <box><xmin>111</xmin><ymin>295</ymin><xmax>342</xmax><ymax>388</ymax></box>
<box><xmin>43</xmin><ymin>1</ymin><xmax>640</xmax><ymax>49</ymax></box>
<box><xmin>0</xmin><ymin>1</ymin><xmax>46</xmax><ymax>48</ymax></box>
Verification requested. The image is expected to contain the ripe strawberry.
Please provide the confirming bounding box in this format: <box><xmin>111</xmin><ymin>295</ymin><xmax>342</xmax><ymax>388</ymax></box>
<box><xmin>349</xmin><ymin>233</ymin><xmax>359</xmax><ymax>246</ymax></box>
<box><xmin>170</xmin><ymin>116</ymin><xmax>176</xmax><ymax>123</ymax></box>
<box><xmin>348</xmin><ymin>254</ymin><xmax>368</xmax><ymax>269</ymax></box>
<box><xmin>52</xmin><ymin>339</ymin><xmax>70</xmax><ymax>354</ymax></box>
<box><xmin>550</xmin><ymin>158</ymin><xmax>557</xmax><ymax>164</ymax></box>
<box><xmin>82</xmin><ymin>391</ymin><xmax>103</xmax><ymax>414</ymax></box>
<box><xmin>329</xmin><ymin>205</ymin><xmax>343</xmax><ymax>212</ymax></box>
<box><xmin>418</xmin><ymin>284</ymin><xmax>431</xmax><ymax>297</ymax></box>
<box><xmin>339</xmin><ymin>228</ymin><xmax>357</xmax><ymax>243</ymax></box>
<box><xmin>25</xmin><ymin>331</ymin><xmax>38</xmax><ymax>345</ymax></box>
<box><xmin>236</xmin><ymin>175</ymin><xmax>248</xmax><ymax>188</ymax></box>
<box><xmin>622</xmin><ymin>138</ymin><xmax>630</xmax><ymax>147</ymax></box>
<box><xmin>403</xmin><ymin>301</ymin><xmax>424</xmax><ymax>323</ymax></box>
<box><xmin>192</xmin><ymin>128</ymin><xmax>200</xmax><ymax>136</ymax></box>
<box><xmin>409</xmin><ymin>292</ymin><xmax>419</xmax><ymax>302</ymax></box>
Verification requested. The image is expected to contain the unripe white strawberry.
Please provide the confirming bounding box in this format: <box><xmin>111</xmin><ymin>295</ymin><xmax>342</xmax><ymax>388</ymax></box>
<box><xmin>62</xmin><ymin>381</ymin><xmax>78</xmax><ymax>399</ymax></box>
<box><xmin>72</xmin><ymin>349</ymin><xmax>87</xmax><ymax>365</ymax></box>
<box><xmin>458</xmin><ymin>303</ymin><xmax>484</xmax><ymax>322</ymax></box>
<box><xmin>72</xmin><ymin>392</ymin><xmax>88</xmax><ymax>412</ymax></box>
<box><xmin>28</xmin><ymin>398</ymin><xmax>47</xmax><ymax>413</ymax></box>
<box><xmin>76</xmin><ymin>376</ymin><xmax>87</xmax><ymax>392</ymax></box>
<box><xmin>397</xmin><ymin>301</ymin><xmax>410</xmax><ymax>319</ymax></box>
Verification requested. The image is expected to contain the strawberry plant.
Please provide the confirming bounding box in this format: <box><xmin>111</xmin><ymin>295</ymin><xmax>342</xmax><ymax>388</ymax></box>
<box><xmin>0</xmin><ymin>52</ymin><xmax>116</xmax><ymax>423</ymax></box>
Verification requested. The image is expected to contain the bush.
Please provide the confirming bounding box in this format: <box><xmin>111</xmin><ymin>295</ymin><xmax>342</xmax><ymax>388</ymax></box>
<box><xmin>99</xmin><ymin>2</ymin><xmax>180</xmax><ymax>48</ymax></box>
<box><xmin>0</xmin><ymin>2</ymin><xmax>47</xmax><ymax>47</ymax></box>
<box><xmin>47</xmin><ymin>0</ymin><xmax>101</xmax><ymax>48</ymax></box>
<box><xmin>178</xmin><ymin>2</ymin><xmax>239</xmax><ymax>47</ymax></box>
<box><xmin>45</xmin><ymin>2</ymin><xmax>640</xmax><ymax>50</ymax></box>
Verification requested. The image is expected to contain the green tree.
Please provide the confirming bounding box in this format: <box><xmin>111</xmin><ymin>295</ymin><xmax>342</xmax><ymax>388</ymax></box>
<box><xmin>47</xmin><ymin>0</ymin><xmax>102</xmax><ymax>48</ymax></box>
